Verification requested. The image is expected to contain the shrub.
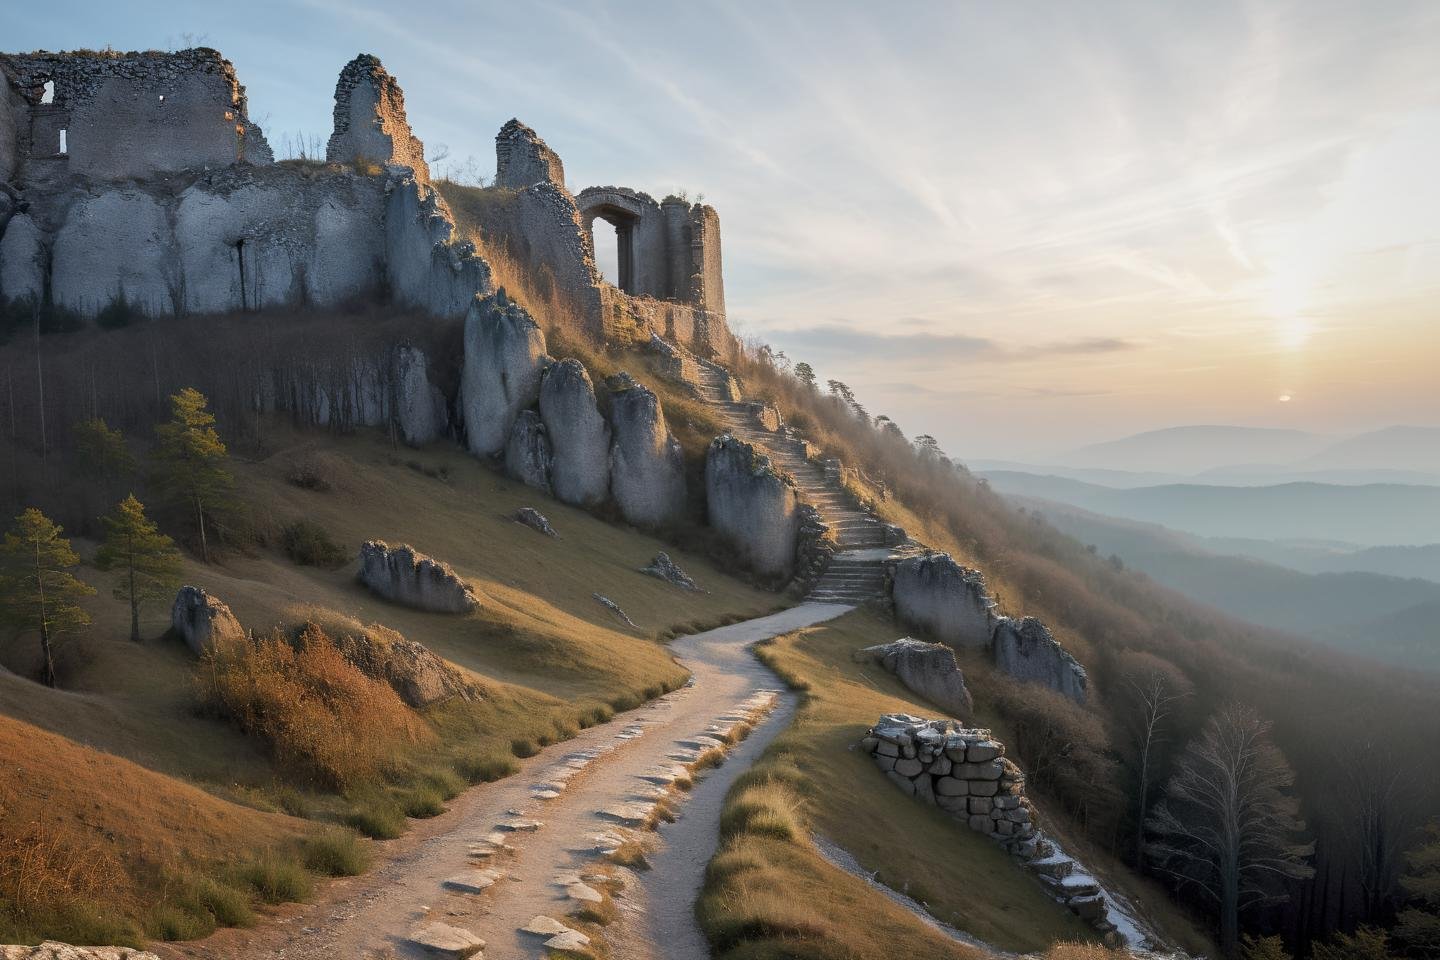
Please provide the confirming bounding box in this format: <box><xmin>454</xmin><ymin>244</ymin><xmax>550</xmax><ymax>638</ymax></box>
<box><xmin>455</xmin><ymin>751</ymin><xmax>518</xmax><ymax>784</ymax></box>
<box><xmin>198</xmin><ymin>625</ymin><xmax>433</xmax><ymax>788</ymax></box>
<box><xmin>233</xmin><ymin>853</ymin><xmax>313</xmax><ymax>904</ymax></box>
<box><xmin>280</xmin><ymin>519</ymin><xmax>349</xmax><ymax>568</ymax></box>
<box><xmin>719</xmin><ymin>784</ymin><xmax>802</xmax><ymax>842</ymax></box>
<box><xmin>302</xmin><ymin>828</ymin><xmax>371</xmax><ymax>877</ymax></box>
<box><xmin>510</xmin><ymin>737</ymin><xmax>540</xmax><ymax>758</ymax></box>
<box><xmin>345</xmin><ymin>798</ymin><xmax>406</xmax><ymax>840</ymax></box>
<box><xmin>147</xmin><ymin>903</ymin><xmax>214</xmax><ymax>941</ymax></box>
<box><xmin>178</xmin><ymin>874</ymin><xmax>254</xmax><ymax>927</ymax></box>
<box><xmin>402</xmin><ymin>787</ymin><xmax>446</xmax><ymax>818</ymax></box>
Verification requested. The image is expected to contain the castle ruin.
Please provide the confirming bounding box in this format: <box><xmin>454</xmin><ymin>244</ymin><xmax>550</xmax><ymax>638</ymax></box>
<box><xmin>0</xmin><ymin>48</ymin><xmax>733</xmax><ymax>359</ymax></box>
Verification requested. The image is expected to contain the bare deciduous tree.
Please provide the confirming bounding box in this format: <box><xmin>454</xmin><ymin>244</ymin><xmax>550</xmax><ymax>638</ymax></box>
<box><xmin>1342</xmin><ymin>744</ymin><xmax>1417</xmax><ymax>925</ymax></box>
<box><xmin>1147</xmin><ymin>703</ymin><xmax>1315</xmax><ymax>956</ymax></box>
<box><xmin>1120</xmin><ymin>650</ymin><xmax>1193</xmax><ymax>864</ymax></box>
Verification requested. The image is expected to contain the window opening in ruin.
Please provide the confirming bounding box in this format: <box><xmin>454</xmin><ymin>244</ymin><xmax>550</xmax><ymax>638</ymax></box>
<box><xmin>41</xmin><ymin>80</ymin><xmax>55</xmax><ymax>104</ymax></box>
<box><xmin>158</xmin><ymin>94</ymin><xmax>166</xmax><ymax>102</ymax></box>
<box><xmin>592</xmin><ymin>218</ymin><xmax>621</xmax><ymax>288</ymax></box>
<box><xmin>58</xmin><ymin>129</ymin><xmax>67</xmax><ymax>155</ymax></box>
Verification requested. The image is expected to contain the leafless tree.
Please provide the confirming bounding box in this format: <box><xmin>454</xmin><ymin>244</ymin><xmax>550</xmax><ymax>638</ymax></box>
<box><xmin>1342</xmin><ymin>743</ymin><xmax>1417</xmax><ymax>925</ymax></box>
<box><xmin>1147</xmin><ymin>703</ymin><xmax>1315</xmax><ymax>957</ymax></box>
<box><xmin>1120</xmin><ymin>650</ymin><xmax>1193</xmax><ymax>863</ymax></box>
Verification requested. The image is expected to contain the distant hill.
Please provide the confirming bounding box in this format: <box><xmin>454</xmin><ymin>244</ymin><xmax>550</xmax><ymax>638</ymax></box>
<box><xmin>1199</xmin><ymin>537</ymin><xmax>1440</xmax><ymax>583</ymax></box>
<box><xmin>981</xmin><ymin>471</ymin><xmax>1440</xmax><ymax>546</ymax></box>
<box><xmin>1300</xmin><ymin>426</ymin><xmax>1440</xmax><ymax>474</ymax></box>
<box><xmin>1013</xmin><ymin>496</ymin><xmax>1440</xmax><ymax>670</ymax></box>
<box><xmin>1058</xmin><ymin>425</ymin><xmax>1327</xmax><ymax>474</ymax></box>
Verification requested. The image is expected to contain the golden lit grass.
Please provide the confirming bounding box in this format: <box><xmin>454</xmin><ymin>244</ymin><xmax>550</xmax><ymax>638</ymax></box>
<box><xmin>700</xmin><ymin>608</ymin><xmax>1095</xmax><ymax>957</ymax></box>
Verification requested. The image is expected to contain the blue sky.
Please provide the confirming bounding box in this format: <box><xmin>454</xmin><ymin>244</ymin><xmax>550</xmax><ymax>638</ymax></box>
<box><xmin>11</xmin><ymin>1</ymin><xmax>1440</xmax><ymax>459</ymax></box>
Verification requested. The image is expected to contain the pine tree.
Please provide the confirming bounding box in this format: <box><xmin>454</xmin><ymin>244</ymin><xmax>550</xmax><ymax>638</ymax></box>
<box><xmin>1312</xmin><ymin>927</ymin><xmax>1396</xmax><ymax>960</ymax></box>
<box><xmin>0</xmin><ymin>508</ymin><xmax>95</xmax><ymax>687</ymax></box>
<box><xmin>1396</xmin><ymin>821</ymin><xmax>1440</xmax><ymax>958</ymax></box>
<box><xmin>152</xmin><ymin>388</ymin><xmax>235</xmax><ymax>563</ymax></box>
<box><xmin>94</xmin><ymin>495</ymin><xmax>184</xmax><ymax>643</ymax></box>
<box><xmin>793</xmin><ymin>362</ymin><xmax>816</xmax><ymax>391</ymax></box>
<box><xmin>1241</xmin><ymin>934</ymin><xmax>1292</xmax><ymax>960</ymax></box>
<box><xmin>72</xmin><ymin>416</ymin><xmax>136</xmax><ymax>492</ymax></box>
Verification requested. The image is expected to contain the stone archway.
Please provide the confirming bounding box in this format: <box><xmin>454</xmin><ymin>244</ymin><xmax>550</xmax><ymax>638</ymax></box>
<box><xmin>580</xmin><ymin>202</ymin><xmax>639</xmax><ymax>293</ymax></box>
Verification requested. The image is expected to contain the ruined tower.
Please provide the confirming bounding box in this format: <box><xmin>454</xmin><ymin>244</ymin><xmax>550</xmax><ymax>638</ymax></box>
<box><xmin>494</xmin><ymin>118</ymin><xmax>565</xmax><ymax>190</ymax></box>
<box><xmin>326</xmin><ymin>54</ymin><xmax>429</xmax><ymax>182</ymax></box>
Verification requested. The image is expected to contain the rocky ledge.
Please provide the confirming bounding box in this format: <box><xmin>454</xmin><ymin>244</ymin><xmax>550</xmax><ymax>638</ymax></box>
<box><xmin>358</xmin><ymin>540</ymin><xmax>479</xmax><ymax>613</ymax></box>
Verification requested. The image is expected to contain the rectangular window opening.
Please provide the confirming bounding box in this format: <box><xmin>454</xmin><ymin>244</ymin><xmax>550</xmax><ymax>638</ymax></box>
<box><xmin>58</xmin><ymin>129</ymin><xmax>68</xmax><ymax>155</ymax></box>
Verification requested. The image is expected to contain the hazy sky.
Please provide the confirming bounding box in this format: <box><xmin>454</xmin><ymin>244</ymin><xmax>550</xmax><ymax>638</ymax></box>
<box><xmin>12</xmin><ymin>1</ymin><xmax>1440</xmax><ymax>459</ymax></box>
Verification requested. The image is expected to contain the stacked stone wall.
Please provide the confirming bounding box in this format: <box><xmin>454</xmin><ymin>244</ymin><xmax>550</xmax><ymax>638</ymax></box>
<box><xmin>327</xmin><ymin>54</ymin><xmax>428</xmax><ymax>182</ymax></box>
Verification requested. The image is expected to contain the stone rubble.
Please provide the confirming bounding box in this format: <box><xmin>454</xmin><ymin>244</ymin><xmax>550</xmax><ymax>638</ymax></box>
<box><xmin>639</xmin><ymin>552</ymin><xmax>700</xmax><ymax>591</ymax></box>
<box><xmin>592</xmin><ymin>593</ymin><xmax>638</xmax><ymax>628</ymax></box>
<box><xmin>513</xmin><ymin>506</ymin><xmax>559</xmax><ymax>538</ymax></box>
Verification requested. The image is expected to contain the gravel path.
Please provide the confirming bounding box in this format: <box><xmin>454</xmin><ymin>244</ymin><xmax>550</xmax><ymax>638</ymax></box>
<box><xmin>156</xmin><ymin>601</ymin><xmax>852</xmax><ymax>960</ymax></box>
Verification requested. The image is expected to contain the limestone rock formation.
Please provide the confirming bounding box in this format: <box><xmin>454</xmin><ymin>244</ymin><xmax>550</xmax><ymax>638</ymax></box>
<box><xmin>393</xmin><ymin>343</ymin><xmax>447</xmax><ymax>446</ymax></box>
<box><xmin>705</xmin><ymin>434</ymin><xmax>800</xmax><ymax>580</ymax></box>
<box><xmin>461</xmin><ymin>292</ymin><xmax>550</xmax><ymax>457</ymax></box>
<box><xmin>992</xmin><ymin>616</ymin><xmax>1088</xmax><ymax>704</ymax></box>
<box><xmin>0</xmin><ymin>943</ymin><xmax>160</xmax><ymax>960</ymax></box>
<box><xmin>640</xmin><ymin>552</ymin><xmax>700</xmax><ymax>591</ymax></box>
<box><xmin>514</xmin><ymin>507</ymin><xmax>558</xmax><ymax>538</ymax></box>
<box><xmin>357</xmin><ymin>540</ymin><xmax>478</xmax><ymax>614</ymax></box>
<box><xmin>505</xmin><ymin>410</ymin><xmax>552</xmax><ymax>492</ymax></box>
<box><xmin>326</xmin><ymin>55</ymin><xmax>429</xmax><ymax>182</ymax></box>
<box><xmin>171</xmin><ymin>586</ymin><xmax>245</xmax><ymax>656</ymax></box>
<box><xmin>384</xmin><ymin>169</ymin><xmax>493</xmax><ymax>318</ymax></box>
<box><xmin>329</xmin><ymin>622</ymin><xmax>481</xmax><ymax>707</ymax></box>
<box><xmin>0</xmin><ymin>212</ymin><xmax>45</xmax><ymax>304</ymax></box>
<box><xmin>539</xmin><ymin>359</ymin><xmax>611</xmax><ymax>507</ymax></box>
<box><xmin>855</xmin><ymin>638</ymin><xmax>973</xmax><ymax>719</ymax></box>
<box><xmin>51</xmin><ymin>189</ymin><xmax>174</xmax><ymax>315</ymax></box>
<box><xmin>608</xmin><ymin>374</ymin><xmax>685</xmax><ymax>528</ymax></box>
<box><xmin>891</xmin><ymin>553</ymin><xmax>996</xmax><ymax>648</ymax></box>
<box><xmin>495</xmin><ymin>119</ymin><xmax>565</xmax><ymax>189</ymax></box>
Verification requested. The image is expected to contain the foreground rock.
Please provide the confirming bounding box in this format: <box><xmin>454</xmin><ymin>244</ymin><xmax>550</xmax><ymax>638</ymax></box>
<box><xmin>0</xmin><ymin>944</ymin><xmax>159</xmax><ymax>960</ymax></box>
<box><xmin>608</xmin><ymin>373</ymin><xmax>685</xmax><ymax>528</ymax></box>
<box><xmin>505</xmin><ymin>409</ymin><xmax>552</xmax><ymax>493</ymax></box>
<box><xmin>890</xmin><ymin>553</ymin><xmax>995</xmax><ymax>648</ymax></box>
<box><xmin>171</xmin><ymin>586</ymin><xmax>245</xmax><ymax>656</ymax></box>
<box><xmin>358</xmin><ymin>540</ymin><xmax>479</xmax><ymax>613</ymax></box>
<box><xmin>392</xmin><ymin>342</ymin><xmax>448</xmax><ymax>446</ymax></box>
<box><xmin>514</xmin><ymin>506</ymin><xmax>559</xmax><ymax>537</ymax></box>
<box><xmin>540</xmin><ymin>359</ymin><xmax>611</xmax><ymax>507</ymax></box>
<box><xmin>705</xmin><ymin>434</ymin><xmax>800</xmax><ymax>579</ymax></box>
<box><xmin>329</xmin><ymin>622</ymin><xmax>481</xmax><ymax>707</ymax></box>
<box><xmin>640</xmin><ymin>552</ymin><xmax>700</xmax><ymax>591</ymax></box>
<box><xmin>407</xmin><ymin>922</ymin><xmax>484</xmax><ymax>957</ymax></box>
<box><xmin>992</xmin><ymin>616</ymin><xmax>1088</xmax><ymax>704</ymax></box>
<box><xmin>854</xmin><ymin>638</ymin><xmax>973</xmax><ymax>719</ymax></box>
<box><xmin>461</xmin><ymin>291</ymin><xmax>549</xmax><ymax>457</ymax></box>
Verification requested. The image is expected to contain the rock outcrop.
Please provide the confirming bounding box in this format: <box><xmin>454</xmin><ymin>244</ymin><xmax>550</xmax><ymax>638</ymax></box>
<box><xmin>514</xmin><ymin>507</ymin><xmax>558</xmax><ymax>538</ymax></box>
<box><xmin>357</xmin><ymin>540</ymin><xmax>478</xmax><ymax>614</ymax></box>
<box><xmin>0</xmin><ymin>944</ymin><xmax>160</xmax><ymax>960</ymax></box>
<box><xmin>640</xmin><ymin>552</ymin><xmax>700</xmax><ymax>591</ymax></box>
<box><xmin>504</xmin><ymin>410</ymin><xmax>552</xmax><ymax>492</ymax></box>
<box><xmin>539</xmin><ymin>359</ymin><xmax>611</xmax><ymax>507</ymax></box>
<box><xmin>170</xmin><ymin>586</ymin><xmax>245</xmax><ymax>656</ymax></box>
<box><xmin>704</xmin><ymin>434</ymin><xmax>800</xmax><ymax>579</ymax></box>
<box><xmin>495</xmin><ymin>119</ymin><xmax>565</xmax><ymax>189</ymax></box>
<box><xmin>327</xmin><ymin>622</ymin><xmax>480</xmax><ymax>707</ymax></box>
<box><xmin>461</xmin><ymin>292</ymin><xmax>550</xmax><ymax>457</ymax></box>
<box><xmin>855</xmin><ymin>638</ymin><xmax>973</xmax><ymax>719</ymax></box>
<box><xmin>593</xmin><ymin>593</ymin><xmax>637</xmax><ymax>628</ymax></box>
<box><xmin>393</xmin><ymin>342</ymin><xmax>447</xmax><ymax>446</ymax></box>
<box><xmin>0</xmin><ymin>212</ymin><xmax>45</xmax><ymax>304</ymax></box>
<box><xmin>891</xmin><ymin>553</ymin><xmax>996</xmax><ymax>648</ymax></box>
<box><xmin>992</xmin><ymin>616</ymin><xmax>1088</xmax><ymax>704</ymax></box>
<box><xmin>608</xmin><ymin>374</ymin><xmax>685</xmax><ymax>528</ymax></box>
<box><xmin>50</xmin><ymin>189</ymin><xmax>174</xmax><ymax>315</ymax></box>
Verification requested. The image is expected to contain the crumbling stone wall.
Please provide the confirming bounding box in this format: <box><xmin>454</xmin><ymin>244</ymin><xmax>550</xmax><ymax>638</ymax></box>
<box><xmin>0</xmin><ymin>72</ymin><xmax>18</xmax><ymax>184</ymax></box>
<box><xmin>0</xmin><ymin>49</ymin><xmax>271</xmax><ymax>182</ymax></box>
<box><xmin>326</xmin><ymin>54</ymin><xmax>428</xmax><ymax>183</ymax></box>
<box><xmin>495</xmin><ymin>118</ymin><xmax>564</xmax><ymax>189</ymax></box>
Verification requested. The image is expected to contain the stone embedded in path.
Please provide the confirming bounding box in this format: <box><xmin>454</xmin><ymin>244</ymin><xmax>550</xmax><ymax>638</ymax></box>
<box><xmin>565</xmin><ymin>882</ymin><xmax>604</xmax><ymax>903</ymax></box>
<box><xmin>545</xmin><ymin>929</ymin><xmax>592</xmax><ymax>952</ymax></box>
<box><xmin>442</xmin><ymin>869</ymin><xmax>500</xmax><ymax>894</ymax></box>
<box><xmin>521</xmin><ymin>916</ymin><xmax>572</xmax><ymax>936</ymax></box>
<box><xmin>599</xmin><ymin>803</ymin><xmax>652</xmax><ymax>825</ymax></box>
<box><xmin>408</xmin><ymin>921</ymin><xmax>485</xmax><ymax>956</ymax></box>
<box><xmin>496</xmin><ymin>818</ymin><xmax>543</xmax><ymax>832</ymax></box>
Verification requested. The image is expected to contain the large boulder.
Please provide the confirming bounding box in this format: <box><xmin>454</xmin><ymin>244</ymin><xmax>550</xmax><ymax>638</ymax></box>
<box><xmin>327</xmin><ymin>622</ymin><xmax>480</xmax><ymax>707</ymax></box>
<box><xmin>855</xmin><ymin>638</ymin><xmax>973</xmax><ymax>719</ymax></box>
<box><xmin>0</xmin><ymin>213</ymin><xmax>46</xmax><ymax>305</ymax></box>
<box><xmin>539</xmin><ymin>359</ymin><xmax>611</xmax><ymax>507</ymax></box>
<box><xmin>705</xmin><ymin>434</ymin><xmax>800</xmax><ymax>580</ymax></box>
<box><xmin>171</xmin><ymin>586</ymin><xmax>246</xmax><ymax>656</ymax></box>
<box><xmin>460</xmin><ymin>292</ymin><xmax>549</xmax><ymax>457</ymax></box>
<box><xmin>991</xmin><ymin>616</ymin><xmax>1088</xmax><ymax>704</ymax></box>
<box><xmin>504</xmin><ymin>409</ymin><xmax>552</xmax><ymax>493</ymax></box>
<box><xmin>393</xmin><ymin>343</ymin><xmax>447</xmax><ymax>446</ymax></box>
<box><xmin>357</xmin><ymin>540</ymin><xmax>478</xmax><ymax>614</ymax></box>
<box><xmin>608</xmin><ymin>374</ymin><xmax>685</xmax><ymax>528</ymax></box>
<box><xmin>891</xmin><ymin>553</ymin><xmax>996</xmax><ymax>649</ymax></box>
<box><xmin>0</xmin><ymin>944</ymin><xmax>161</xmax><ymax>960</ymax></box>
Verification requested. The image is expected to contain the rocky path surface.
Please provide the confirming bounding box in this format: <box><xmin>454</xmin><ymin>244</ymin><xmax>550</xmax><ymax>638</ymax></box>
<box><xmin>156</xmin><ymin>602</ymin><xmax>852</xmax><ymax>960</ymax></box>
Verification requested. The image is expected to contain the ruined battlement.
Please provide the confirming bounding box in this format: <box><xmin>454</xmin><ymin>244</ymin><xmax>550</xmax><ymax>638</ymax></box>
<box><xmin>0</xmin><ymin>48</ymin><xmax>271</xmax><ymax>182</ymax></box>
<box><xmin>0</xmin><ymin>46</ymin><xmax>735</xmax><ymax>360</ymax></box>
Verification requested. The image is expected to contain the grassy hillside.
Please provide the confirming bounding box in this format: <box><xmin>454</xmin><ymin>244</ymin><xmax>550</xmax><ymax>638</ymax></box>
<box><xmin>0</xmin><ymin>427</ymin><xmax>783</xmax><ymax>943</ymax></box>
<box><xmin>703</xmin><ymin>609</ymin><xmax>1216</xmax><ymax>958</ymax></box>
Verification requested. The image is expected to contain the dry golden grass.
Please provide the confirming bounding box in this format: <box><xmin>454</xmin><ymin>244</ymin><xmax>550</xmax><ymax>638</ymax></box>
<box><xmin>198</xmin><ymin>624</ymin><xmax>433</xmax><ymax>788</ymax></box>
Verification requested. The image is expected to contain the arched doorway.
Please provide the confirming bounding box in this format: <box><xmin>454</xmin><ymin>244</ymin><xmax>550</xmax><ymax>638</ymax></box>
<box><xmin>582</xmin><ymin>204</ymin><xmax>638</xmax><ymax>294</ymax></box>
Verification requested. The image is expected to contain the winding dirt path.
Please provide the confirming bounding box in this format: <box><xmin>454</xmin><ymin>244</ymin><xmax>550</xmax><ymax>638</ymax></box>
<box><xmin>155</xmin><ymin>602</ymin><xmax>850</xmax><ymax>960</ymax></box>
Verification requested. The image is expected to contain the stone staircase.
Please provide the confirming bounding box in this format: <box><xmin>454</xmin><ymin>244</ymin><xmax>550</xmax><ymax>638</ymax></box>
<box><xmin>693</xmin><ymin>363</ymin><xmax>893</xmax><ymax>604</ymax></box>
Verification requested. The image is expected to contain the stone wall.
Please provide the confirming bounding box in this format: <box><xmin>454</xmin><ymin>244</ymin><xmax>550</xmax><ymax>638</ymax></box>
<box><xmin>0</xmin><ymin>70</ymin><xmax>18</xmax><ymax>184</ymax></box>
<box><xmin>494</xmin><ymin>118</ymin><xmax>564</xmax><ymax>189</ymax></box>
<box><xmin>327</xmin><ymin>55</ymin><xmax>429</xmax><ymax>183</ymax></box>
<box><xmin>0</xmin><ymin>49</ymin><xmax>271</xmax><ymax>182</ymax></box>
